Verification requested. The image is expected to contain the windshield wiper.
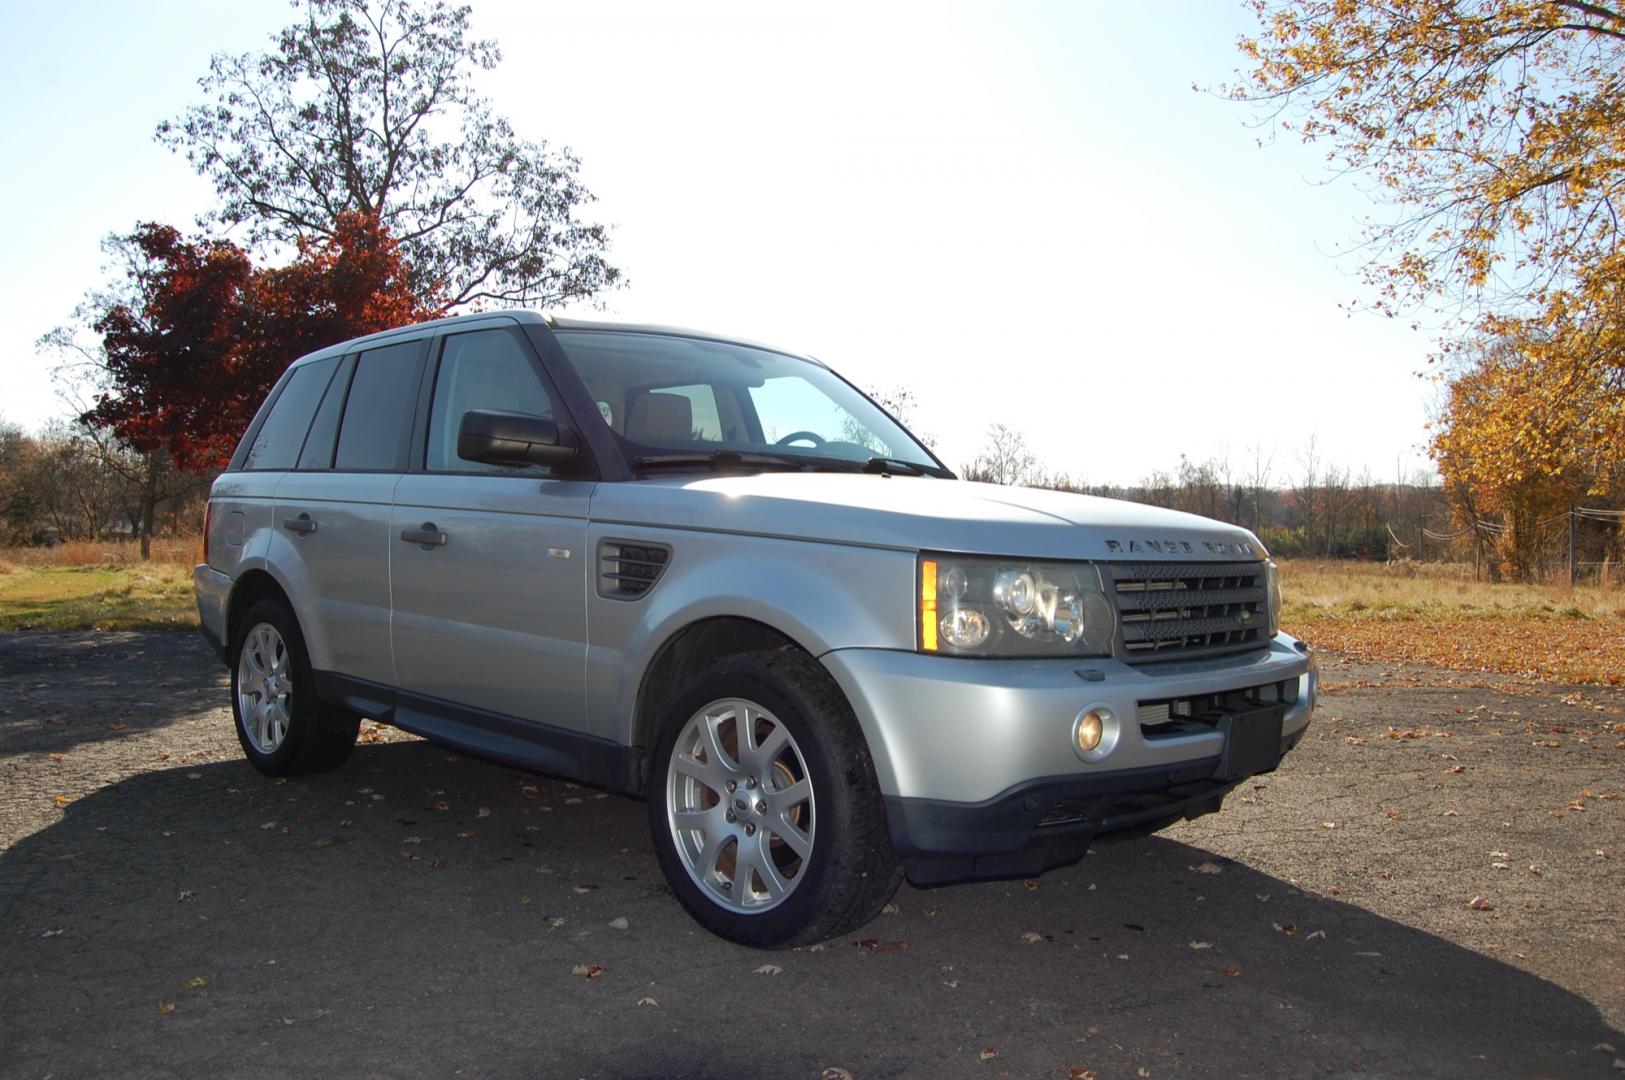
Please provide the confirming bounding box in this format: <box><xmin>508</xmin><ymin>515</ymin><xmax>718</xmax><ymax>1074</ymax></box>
<box><xmin>632</xmin><ymin>450</ymin><xmax>816</xmax><ymax>474</ymax></box>
<box><xmin>862</xmin><ymin>456</ymin><xmax>933</xmax><ymax>476</ymax></box>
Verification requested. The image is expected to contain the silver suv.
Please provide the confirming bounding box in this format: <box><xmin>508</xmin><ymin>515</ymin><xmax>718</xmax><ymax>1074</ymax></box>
<box><xmin>195</xmin><ymin>311</ymin><xmax>1317</xmax><ymax>946</ymax></box>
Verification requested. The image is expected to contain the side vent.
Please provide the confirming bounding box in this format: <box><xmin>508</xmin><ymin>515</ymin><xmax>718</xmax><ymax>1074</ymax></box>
<box><xmin>598</xmin><ymin>540</ymin><xmax>671</xmax><ymax>600</ymax></box>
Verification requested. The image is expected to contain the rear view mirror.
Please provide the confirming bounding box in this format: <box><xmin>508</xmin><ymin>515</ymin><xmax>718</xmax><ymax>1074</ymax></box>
<box><xmin>457</xmin><ymin>410</ymin><xmax>576</xmax><ymax>468</ymax></box>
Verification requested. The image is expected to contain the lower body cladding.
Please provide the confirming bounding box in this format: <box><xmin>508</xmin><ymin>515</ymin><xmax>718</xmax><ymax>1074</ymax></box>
<box><xmin>822</xmin><ymin>635</ymin><xmax>1317</xmax><ymax>885</ymax></box>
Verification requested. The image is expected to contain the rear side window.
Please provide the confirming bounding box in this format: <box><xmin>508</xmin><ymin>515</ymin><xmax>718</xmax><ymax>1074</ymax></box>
<box><xmin>296</xmin><ymin>354</ymin><xmax>355</xmax><ymax>471</ymax></box>
<box><xmin>426</xmin><ymin>329</ymin><xmax>554</xmax><ymax>473</ymax></box>
<box><xmin>241</xmin><ymin>357</ymin><xmax>338</xmax><ymax>471</ymax></box>
<box><xmin>334</xmin><ymin>341</ymin><xmax>422</xmax><ymax>471</ymax></box>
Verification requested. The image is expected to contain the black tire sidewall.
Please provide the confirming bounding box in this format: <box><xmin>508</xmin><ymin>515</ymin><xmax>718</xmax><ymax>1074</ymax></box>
<box><xmin>229</xmin><ymin>598</ymin><xmax>320</xmax><ymax>776</ymax></box>
<box><xmin>646</xmin><ymin>652</ymin><xmax>890</xmax><ymax>947</ymax></box>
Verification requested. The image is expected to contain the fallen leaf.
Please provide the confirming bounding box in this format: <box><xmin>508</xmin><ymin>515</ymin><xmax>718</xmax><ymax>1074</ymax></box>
<box><xmin>882</xmin><ymin>903</ymin><xmax>899</xmax><ymax>914</ymax></box>
<box><xmin>157</xmin><ymin>1000</ymin><xmax>175</xmax><ymax>1015</ymax></box>
<box><xmin>1069</xmin><ymin>1069</ymin><xmax>1098</xmax><ymax>1080</ymax></box>
<box><xmin>821</xmin><ymin>1069</ymin><xmax>854</xmax><ymax>1080</ymax></box>
<box><xmin>49</xmin><ymin>753</ymin><xmax>64</xmax><ymax>762</ymax></box>
<box><xmin>570</xmin><ymin>963</ymin><xmax>604</xmax><ymax>979</ymax></box>
<box><xmin>111</xmin><ymin>721</ymin><xmax>126</xmax><ymax>731</ymax></box>
<box><xmin>52</xmin><ymin>794</ymin><xmax>70</xmax><ymax>807</ymax></box>
<box><xmin>477</xmin><ymin>807</ymin><xmax>491</xmax><ymax>818</ymax></box>
<box><xmin>1023</xmin><ymin>879</ymin><xmax>1039</xmax><ymax>891</ymax></box>
<box><xmin>1468</xmin><ymin>896</ymin><xmax>1494</xmax><ymax>911</ymax></box>
<box><xmin>185</xmin><ymin>976</ymin><xmax>207</xmax><ymax>989</ymax></box>
<box><xmin>1384</xmin><ymin>809</ymin><xmax>1402</xmax><ymax>820</ymax></box>
<box><xmin>1222</xmin><ymin>964</ymin><xmax>1241</xmax><ymax>977</ymax></box>
<box><xmin>638</xmin><ymin>996</ymin><xmax>659</xmax><ymax>1008</ymax></box>
<box><xmin>1189</xmin><ymin>940</ymin><xmax>1212</xmax><ymax>950</ymax></box>
<box><xmin>1021</xmin><ymin>931</ymin><xmax>1045</xmax><ymax>944</ymax></box>
<box><xmin>433</xmin><ymin>801</ymin><xmax>450</xmax><ymax>810</ymax></box>
<box><xmin>1319</xmin><ymin>820</ymin><xmax>1340</xmax><ymax>830</ymax></box>
<box><xmin>177</xmin><ymin>890</ymin><xmax>193</xmax><ymax>902</ymax></box>
<box><xmin>573</xmin><ymin>885</ymin><xmax>595</xmax><ymax>895</ymax></box>
<box><xmin>1306</xmin><ymin>930</ymin><xmax>1327</xmax><ymax>941</ymax></box>
<box><xmin>548</xmin><ymin>916</ymin><xmax>565</xmax><ymax>928</ymax></box>
<box><xmin>979</xmin><ymin>1046</ymin><xmax>998</xmax><ymax>1062</ymax></box>
<box><xmin>753</xmin><ymin>964</ymin><xmax>782</xmax><ymax>976</ymax></box>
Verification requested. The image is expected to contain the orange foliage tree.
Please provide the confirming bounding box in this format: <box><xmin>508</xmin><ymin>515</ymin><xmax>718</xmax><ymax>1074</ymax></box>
<box><xmin>1231</xmin><ymin>0</ymin><xmax>1625</xmax><ymax>568</ymax></box>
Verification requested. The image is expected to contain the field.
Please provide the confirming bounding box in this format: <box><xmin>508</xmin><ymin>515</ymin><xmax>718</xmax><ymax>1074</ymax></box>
<box><xmin>1281</xmin><ymin>558</ymin><xmax>1625</xmax><ymax>686</ymax></box>
<box><xmin>0</xmin><ymin>540</ymin><xmax>198</xmax><ymax>631</ymax></box>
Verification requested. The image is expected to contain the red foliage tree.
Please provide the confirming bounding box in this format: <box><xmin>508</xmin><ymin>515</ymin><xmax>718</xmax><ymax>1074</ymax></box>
<box><xmin>88</xmin><ymin>211</ymin><xmax>441</xmax><ymax>476</ymax></box>
<box><xmin>88</xmin><ymin>226</ymin><xmax>254</xmax><ymax>473</ymax></box>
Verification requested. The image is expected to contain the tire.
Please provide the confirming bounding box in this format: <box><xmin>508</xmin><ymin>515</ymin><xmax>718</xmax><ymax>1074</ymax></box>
<box><xmin>229</xmin><ymin>598</ymin><xmax>360</xmax><ymax>777</ymax></box>
<box><xmin>645</xmin><ymin>649</ymin><xmax>902</xmax><ymax>947</ymax></box>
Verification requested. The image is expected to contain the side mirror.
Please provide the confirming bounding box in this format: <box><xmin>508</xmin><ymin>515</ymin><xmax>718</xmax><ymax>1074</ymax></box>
<box><xmin>457</xmin><ymin>410</ymin><xmax>577</xmax><ymax>468</ymax></box>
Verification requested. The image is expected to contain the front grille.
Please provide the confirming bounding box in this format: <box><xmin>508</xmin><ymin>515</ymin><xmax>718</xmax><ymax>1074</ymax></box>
<box><xmin>598</xmin><ymin>540</ymin><xmax>671</xmax><ymax>600</ymax></box>
<box><xmin>1109</xmin><ymin>560</ymin><xmax>1267</xmax><ymax>662</ymax></box>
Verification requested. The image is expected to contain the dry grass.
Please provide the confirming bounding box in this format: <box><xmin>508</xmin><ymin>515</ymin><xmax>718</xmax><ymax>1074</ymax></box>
<box><xmin>1281</xmin><ymin>559</ymin><xmax>1624</xmax><ymax>686</ymax></box>
<box><xmin>1281</xmin><ymin>558</ymin><xmax>1624</xmax><ymax>621</ymax></box>
<box><xmin>0</xmin><ymin>537</ymin><xmax>202</xmax><ymax>571</ymax></box>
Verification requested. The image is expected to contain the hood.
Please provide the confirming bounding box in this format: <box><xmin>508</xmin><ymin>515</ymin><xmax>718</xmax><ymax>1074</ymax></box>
<box><xmin>588</xmin><ymin>473</ymin><xmax>1266</xmax><ymax>562</ymax></box>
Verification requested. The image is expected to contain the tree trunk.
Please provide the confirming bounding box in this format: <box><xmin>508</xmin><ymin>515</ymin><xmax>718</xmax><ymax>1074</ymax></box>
<box><xmin>138</xmin><ymin>453</ymin><xmax>159</xmax><ymax>560</ymax></box>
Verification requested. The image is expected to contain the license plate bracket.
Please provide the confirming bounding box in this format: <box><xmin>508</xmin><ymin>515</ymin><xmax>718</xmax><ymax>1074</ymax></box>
<box><xmin>1217</xmin><ymin>707</ymin><xmax>1285</xmax><ymax>781</ymax></box>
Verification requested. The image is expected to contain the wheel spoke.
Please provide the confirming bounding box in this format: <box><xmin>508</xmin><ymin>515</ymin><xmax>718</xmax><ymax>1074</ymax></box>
<box><xmin>752</xmin><ymin>834</ymin><xmax>789</xmax><ymax>898</ymax></box>
<box><xmin>733</xmin><ymin>833</ymin><xmax>766</xmax><ymax>900</ymax></box>
<box><xmin>749</xmin><ymin>723</ymin><xmax>788</xmax><ymax>772</ymax></box>
<box><xmin>767</xmin><ymin>813</ymin><xmax>812</xmax><ymax>860</ymax></box>
<box><xmin>671</xmin><ymin>808</ymin><xmax>715</xmax><ymax>833</ymax></box>
<box><xmin>673</xmin><ymin>753</ymin><xmax>728</xmax><ymax>796</ymax></box>
<box><xmin>770</xmin><ymin>777</ymin><xmax>810</xmax><ymax>812</ymax></box>
<box><xmin>698</xmin><ymin>712</ymin><xmax>736</xmax><ymax>772</ymax></box>
<box><xmin>696</xmin><ymin>830</ymin><xmax>729</xmax><ymax>881</ymax></box>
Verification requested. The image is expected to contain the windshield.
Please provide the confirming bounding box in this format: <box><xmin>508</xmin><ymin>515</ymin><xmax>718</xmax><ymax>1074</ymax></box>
<box><xmin>551</xmin><ymin>330</ymin><xmax>942</xmax><ymax>471</ymax></box>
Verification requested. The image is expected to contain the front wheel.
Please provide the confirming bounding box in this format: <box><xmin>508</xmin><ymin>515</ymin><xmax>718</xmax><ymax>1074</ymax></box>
<box><xmin>646</xmin><ymin>650</ymin><xmax>901</xmax><ymax>947</ymax></box>
<box><xmin>230</xmin><ymin>598</ymin><xmax>359</xmax><ymax>776</ymax></box>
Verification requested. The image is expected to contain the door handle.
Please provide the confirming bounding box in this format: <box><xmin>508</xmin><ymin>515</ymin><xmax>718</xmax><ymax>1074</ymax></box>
<box><xmin>282</xmin><ymin>513</ymin><xmax>317</xmax><ymax>535</ymax></box>
<box><xmin>400</xmin><ymin>523</ymin><xmax>448</xmax><ymax>547</ymax></box>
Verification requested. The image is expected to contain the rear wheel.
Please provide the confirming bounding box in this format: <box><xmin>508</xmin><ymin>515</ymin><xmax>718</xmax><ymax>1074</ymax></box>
<box><xmin>230</xmin><ymin>598</ymin><xmax>359</xmax><ymax>776</ymax></box>
<box><xmin>646</xmin><ymin>650</ymin><xmax>901</xmax><ymax>947</ymax></box>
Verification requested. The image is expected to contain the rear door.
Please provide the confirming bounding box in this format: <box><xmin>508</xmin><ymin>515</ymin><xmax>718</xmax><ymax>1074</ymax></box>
<box><xmin>390</xmin><ymin>324</ymin><xmax>594</xmax><ymax>734</ymax></box>
<box><xmin>272</xmin><ymin>338</ymin><xmax>427</xmax><ymax>691</ymax></box>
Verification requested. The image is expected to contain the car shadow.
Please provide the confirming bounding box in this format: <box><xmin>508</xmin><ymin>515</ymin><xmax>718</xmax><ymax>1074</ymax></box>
<box><xmin>0</xmin><ymin>630</ymin><xmax>225</xmax><ymax>756</ymax></box>
<box><xmin>2</xmin><ymin>737</ymin><xmax>1618</xmax><ymax>1079</ymax></box>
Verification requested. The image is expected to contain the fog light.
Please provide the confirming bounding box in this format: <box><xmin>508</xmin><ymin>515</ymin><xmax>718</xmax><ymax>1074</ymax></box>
<box><xmin>1076</xmin><ymin>707</ymin><xmax>1108</xmax><ymax>752</ymax></box>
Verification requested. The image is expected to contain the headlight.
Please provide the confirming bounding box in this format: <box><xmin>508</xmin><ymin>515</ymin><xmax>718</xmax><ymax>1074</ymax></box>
<box><xmin>920</xmin><ymin>554</ymin><xmax>1115</xmax><ymax>657</ymax></box>
<box><xmin>1265</xmin><ymin>560</ymin><xmax>1282</xmax><ymax>636</ymax></box>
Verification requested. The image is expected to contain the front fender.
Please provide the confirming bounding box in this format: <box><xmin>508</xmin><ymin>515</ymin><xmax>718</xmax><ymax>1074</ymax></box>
<box><xmin>584</xmin><ymin>526</ymin><xmax>917</xmax><ymax>745</ymax></box>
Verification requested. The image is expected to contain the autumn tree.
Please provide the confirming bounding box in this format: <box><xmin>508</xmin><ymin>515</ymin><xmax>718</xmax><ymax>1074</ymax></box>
<box><xmin>158</xmin><ymin>0</ymin><xmax>620</xmax><ymax>308</ymax></box>
<box><xmin>1232</xmin><ymin>1</ymin><xmax>1625</xmax><ymax>537</ymax></box>
<box><xmin>49</xmin><ymin>211</ymin><xmax>435</xmax><ymax>557</ymax></box>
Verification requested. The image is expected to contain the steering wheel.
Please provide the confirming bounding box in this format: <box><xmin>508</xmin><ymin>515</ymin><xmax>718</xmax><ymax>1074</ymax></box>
<box><xmin>773</xmin><ymin>430</ymin><xmax>826</xmax><ymax>448</ymax></box>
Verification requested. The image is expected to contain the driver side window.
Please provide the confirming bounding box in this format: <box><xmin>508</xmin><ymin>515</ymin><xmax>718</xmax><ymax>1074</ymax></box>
<box><xmin>427</xmin><ymin>329</ymin><xmax>555</xmax><ymax>473</ymax></box>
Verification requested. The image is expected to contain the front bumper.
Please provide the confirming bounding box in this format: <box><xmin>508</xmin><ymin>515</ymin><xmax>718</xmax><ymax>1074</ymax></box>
<box><xmin>821</xmin><ymin>634</ymin><xmax>1317</xmax><ymax>881</ymax></box>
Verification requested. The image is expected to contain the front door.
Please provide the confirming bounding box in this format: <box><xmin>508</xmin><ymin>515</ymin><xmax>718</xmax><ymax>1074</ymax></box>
<box><xmin>390</xmin><ymin>325</ymin><xmax>593</xmax><ymax>737</ymax></box>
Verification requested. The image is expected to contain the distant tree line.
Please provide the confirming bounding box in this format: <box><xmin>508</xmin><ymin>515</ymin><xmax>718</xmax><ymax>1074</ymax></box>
<box><xmin>0</xmin><ymin>418</ymin><xmax>207</xmax><ymax>548</ymax></box>
<box><xmin>956</xmin><ymin>422</ymin><xmax>1622</xmax><ymax>577</ymax></box>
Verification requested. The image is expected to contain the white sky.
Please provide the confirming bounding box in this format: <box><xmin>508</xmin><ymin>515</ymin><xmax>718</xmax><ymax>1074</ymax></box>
<box><xmin>0</xmin><ymin>0</ymin><xmax>1441</xmax><ymax>486</ymax></box>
